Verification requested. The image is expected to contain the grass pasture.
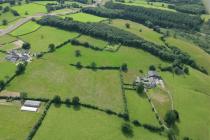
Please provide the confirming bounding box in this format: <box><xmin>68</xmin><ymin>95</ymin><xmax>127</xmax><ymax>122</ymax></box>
<box><xmin>0</xmin><ymin>100</ymin><xmax>42</xmax><ymax>140</ymax></box>
<box><xmin>10</xmin><ymin>21</ymin><xmax>40</xmax><ymax>36</ymax></box>
<box><xmin>0</xmin><ymin>11</ymin><xmax>21</xmax><ymax>25</ymax></box>
<box><xmin>6</xmin><ymin>45</ymin><xmax>124</xmax><ymax>112</ymax></box>
<box><xmin>19</xmin><ymin>26</ymin><xmax>79</xmax><ymax>53</ymax></box>
<box><xmin>0</xmin><ymin>35</ymin><xmax>17</xmax><ymax>45</ymax></box>
<box><xmin>0</xmin><ymin>53</ymin><xmax>16</xmax><ymax>81</ymax></box>
<box><xmin>63</xmin><ymin>12</ymin><xmax>107</xmax><ymax>22</ymax></box>
<box><xmin>115</xmin><ymin>0</ymin><xmax>175</xmax><ymax>12</ymax></box>
<box><xmin>165</xmin><ymin>37</ymin><xmax>210</xmax><ymax>74</ymax></box>
<box><xmin>76</xmin><ymin>35</ymin><xmax>108</xmax><ymax>49</ymax></box>
<box><xmin>126</xmin><ymin>90</ymin><xmax>160</xmax><ymax>127</ymax></box>
<box><xmin>11</xmin><ymin>3</ymin><xmax>47</xmax><ymax>16</ymax></box>
<box><xmin>33</xmin><ymin>105</ymin><xmax>167</xmax><ymax>140</ymax></box>
<box><xmin>161</xmin><ymin>70</ymin><xmax>210</xmax><ymax>140</ymax></box>
<box><xmin>106</xmin><ymin>19</ymin><xmax>165</xmax><ymax>46</ymax></box>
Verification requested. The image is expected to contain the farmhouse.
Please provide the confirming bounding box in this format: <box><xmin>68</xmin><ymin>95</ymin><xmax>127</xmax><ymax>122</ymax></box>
<box><xmin>5</xmin><ymin>50</ymin><xmax>32</xmax><ymax>63</ymax></box>
<box><xmin>134</xmin><ymin>70</ymin><xmax>163</xmax><ymax>89</ymax></box>
<box><xmin>21</xmin><ymin>100</ymin><xmax>41</xmax><ymax>112</ymax></box>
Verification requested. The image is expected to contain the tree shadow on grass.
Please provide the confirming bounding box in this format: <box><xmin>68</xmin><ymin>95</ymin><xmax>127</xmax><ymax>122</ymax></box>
<box><xmin>54</xmin><ymin>103</ymin><xmax>61</xmax><ymax>108</ymax></box>
<box><xmin>73</xmin><ymin>104</ymin><xmax>81</xmax><ymax>111</ymax></box>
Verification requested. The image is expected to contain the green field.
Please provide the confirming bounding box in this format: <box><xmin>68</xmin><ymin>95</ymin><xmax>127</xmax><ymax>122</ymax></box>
<box><xmin>6</xmin><ymin>45</ymin><xmax>124</xmax><ymax>112</ymax></box>
<box><xmin>161</xmin><ymin>69</ymin><xmax>210</xmax><ymax>140</ymax></box>
<box><xmin>106</xmin><ymin>19</ymin><xmax>165</xmax><ymax>46</ymax></box>
<box><xmin>11</xmin><ymin>3</ymin><xmax>47</xmax><ymax>16</ymax></box>
<box><xmin>0</xmin><ymin>54</ymin><xmax>16</xmax><ymax>81</ymax></box>
<box><xmin>0</xmin><ymin>35</ymin><xmax>17</xmax><ymax>45</ymax></box>
<box><xmin>115</xmin><ymin>0</ymin><xmax>175</xmax><ymax>12</ymax></box>
<box><xmin>0</xmin><ymin>100</ymin><xmax>42</xmax><ymax>140</ymax></box>
<box><xmin>10</xmin><ymin>21</ymin><xmax>40</xmax><ymax>36</ymax></box>
<box><xmin>76</xmin><ymin>35</ymin><xmax>108</xmax><ymax>49</ymax></box>
<box><xmin>19</xmin><ymin>26</ymin><xmax>79</xmax><ymax>53</ymax></box>
<box><xmin>33</xmin><ymin>105</ymin><xmax>167</xmax><ymax>140</ymax></box>
<box><xmin>166</xmin><ymin>37</ymin><xmax>210</xmax><ymax>74</ymax></box>
<box><xmin>126</xmin><ymin>90</ymin><xmax>160</xmax><ymax>126</ymax></box>
<box><xmin>63</xmin><ymin>12</ymin><xmax>107</xmax><ymax>22</ymax></box>
<box><xmin>0</xmin><ymin>11</ymin><xmax>21</xmax><ymax>25</ymax></box>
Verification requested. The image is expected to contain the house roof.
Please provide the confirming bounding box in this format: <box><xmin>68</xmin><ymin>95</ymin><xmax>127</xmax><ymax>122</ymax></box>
<box><xmin>148</xmin><ymin>71</ymin><xmax>159</xmax><ymax>77</ymax></box>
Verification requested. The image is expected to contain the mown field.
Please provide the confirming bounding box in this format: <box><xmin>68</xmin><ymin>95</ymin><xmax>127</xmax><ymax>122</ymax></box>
<box><xmin>63</xmin><ymin>12</ymin><xmax>107</xmax><ymax>22</ymax></box>
<box><xmin>0</xmin><ymin>100</ymin><xmax>42</xmax><ymax>140</ymax></box>
<box><xmin>11</xmin><ymin>3</ymin><xmax>47</xmax><ymax>16</ymax></box>
<box><xmin>33</xmin><ymin>105</ymin><xmax>167</xmax><ymax>140</ymax></box>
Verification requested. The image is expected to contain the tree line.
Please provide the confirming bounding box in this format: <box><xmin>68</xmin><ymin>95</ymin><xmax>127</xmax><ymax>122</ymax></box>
<box><xmin>37</xmin><ymin>16</ymin><xmax>207</xmax><ymax>74</ymax></box>
<box><xmin>82</xmin><ymin>2</ymin><xmax>203</xmax><ymax>30</ymax></box>
<box><xmin>45</xmin><ymin>3</ymin><xmax>81</xmax><ymax>12</ymax></box>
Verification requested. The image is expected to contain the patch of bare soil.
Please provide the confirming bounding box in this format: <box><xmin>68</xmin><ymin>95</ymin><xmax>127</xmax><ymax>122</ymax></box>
<box><xmin>13</xmin><ymin>40</ymin><xmax>24</xmax><ymax>49</ymax></box>
<box><xmin>0</xmin><ymin>90</ymin><xmax>20</xmax><ymax>97</ymax></box>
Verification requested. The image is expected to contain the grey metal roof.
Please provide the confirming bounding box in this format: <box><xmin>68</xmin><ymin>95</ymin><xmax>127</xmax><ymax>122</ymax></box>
<box><xmin>24</xmin><ymin>100</ymin><xmax>41</xmax><ymax>107</ymax></box>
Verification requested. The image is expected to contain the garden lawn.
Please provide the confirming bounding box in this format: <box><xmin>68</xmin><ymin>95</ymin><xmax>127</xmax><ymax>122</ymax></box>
<box><xmin>76</xmin><ymin>35</ymin><xmax>108</xmax><ymax>49</ymax></box>
<box><xmin>106</xmin><ymin>19</ymin><xmax>165</xmax><ymax>46</ymax></box>
<box><xmin>33</xmin><ymin>105</ymin><xmax>167</xmax><ymax>140</ymax></box>
<box><xmin>19</xmin><ymin>26</ymin><xmax>79</xmax><ymax>53</ymax></box>
<box><xmin>63</xmin><ymin>12</ymin><xmax>107</xmax><ymax>22</ymax></box>
<box><xmin>11</xmin><ymin>3</ymin><xmax>47</xmax><ymax>16</ymax></box>
<box><xmin>10</xmin><ymin>21</ymin><xmax>40</xmax><ymax>36</ymax></box>
<box><xmin>165</xmin><ymin>37</ymin><xmax>210</xmax><ymax>74</ymax></box>
<box><xmin>0</xmin><ymin>100</ymin><xmax>42</xmax><ymax>140</ymax></box>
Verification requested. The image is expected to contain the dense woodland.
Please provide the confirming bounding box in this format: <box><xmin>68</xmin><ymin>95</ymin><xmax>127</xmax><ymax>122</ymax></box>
<box><xmin>37</xmin><ymin>16</ymin><xmax>208</xmax><ymax>74</ymax></box>
<box><xmin>82</xmin><ymin>2</ymin><xmax>203</xmax><ymax>30</ymax></box>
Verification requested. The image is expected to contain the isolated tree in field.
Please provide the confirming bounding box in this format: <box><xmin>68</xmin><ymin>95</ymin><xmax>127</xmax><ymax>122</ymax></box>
<box><xmin>121</xmin><ymin>123</ymin><xmax>133</xmax><ymax>137</ymax></box>
<box><xmin>164</xmin><ymin>110</ymin><xmax>179</xmax><ymax>127</ymax></box>
<box><xmin>0</xmin><ymin>80</ymin><xmax>4</xmax><ymax>90</ymax></box>
<box><xmin>16</xmin><ymin>63</ymin><xmax>26</xmax><ymax>75</ymax></box>
<box><xmin>75</xmin><ymin>50</ymin><xmax>81</xmax><ymax>57</ymax></box>
<box><xmin>48</xmin><ymin>43</ymin><xmax>55</xmax><ymax>52</ymax></box>
<box><xmin>53</xmin><ymin>95</ymin><xmax>61</xmax><ymax>104</ymax></box>
<box><xmin>121</xmin><ymin>63</ymin><xmax>128</xmax><ymax>72</ymax></box>
<box><xmin>22</xmin><ymin>42</ymin><xmax>31</xmax><ymax>50</ymax></box>
<box><xmin>136</xmin><ymin>83</ymin><xmax>144</xmax><ymax>95</ymax></box>
<box><xmin>2</xmin><ymin>19</ymin><xmax>8</xmax><ymax>25</ymax></box>
<box><xmin>149</xmin><ymin>65</ymin><xmax>156</xmax><ymax>71</ymax></box>
<box><xmin>125</xmin><ymin>23</ymin><xmax>130</xmax><ymax>29</ymax></box>
<box><xmin>72</xmin><ymin>96</ymin><xmax>80</xmax><ymax>106</ymax></box>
